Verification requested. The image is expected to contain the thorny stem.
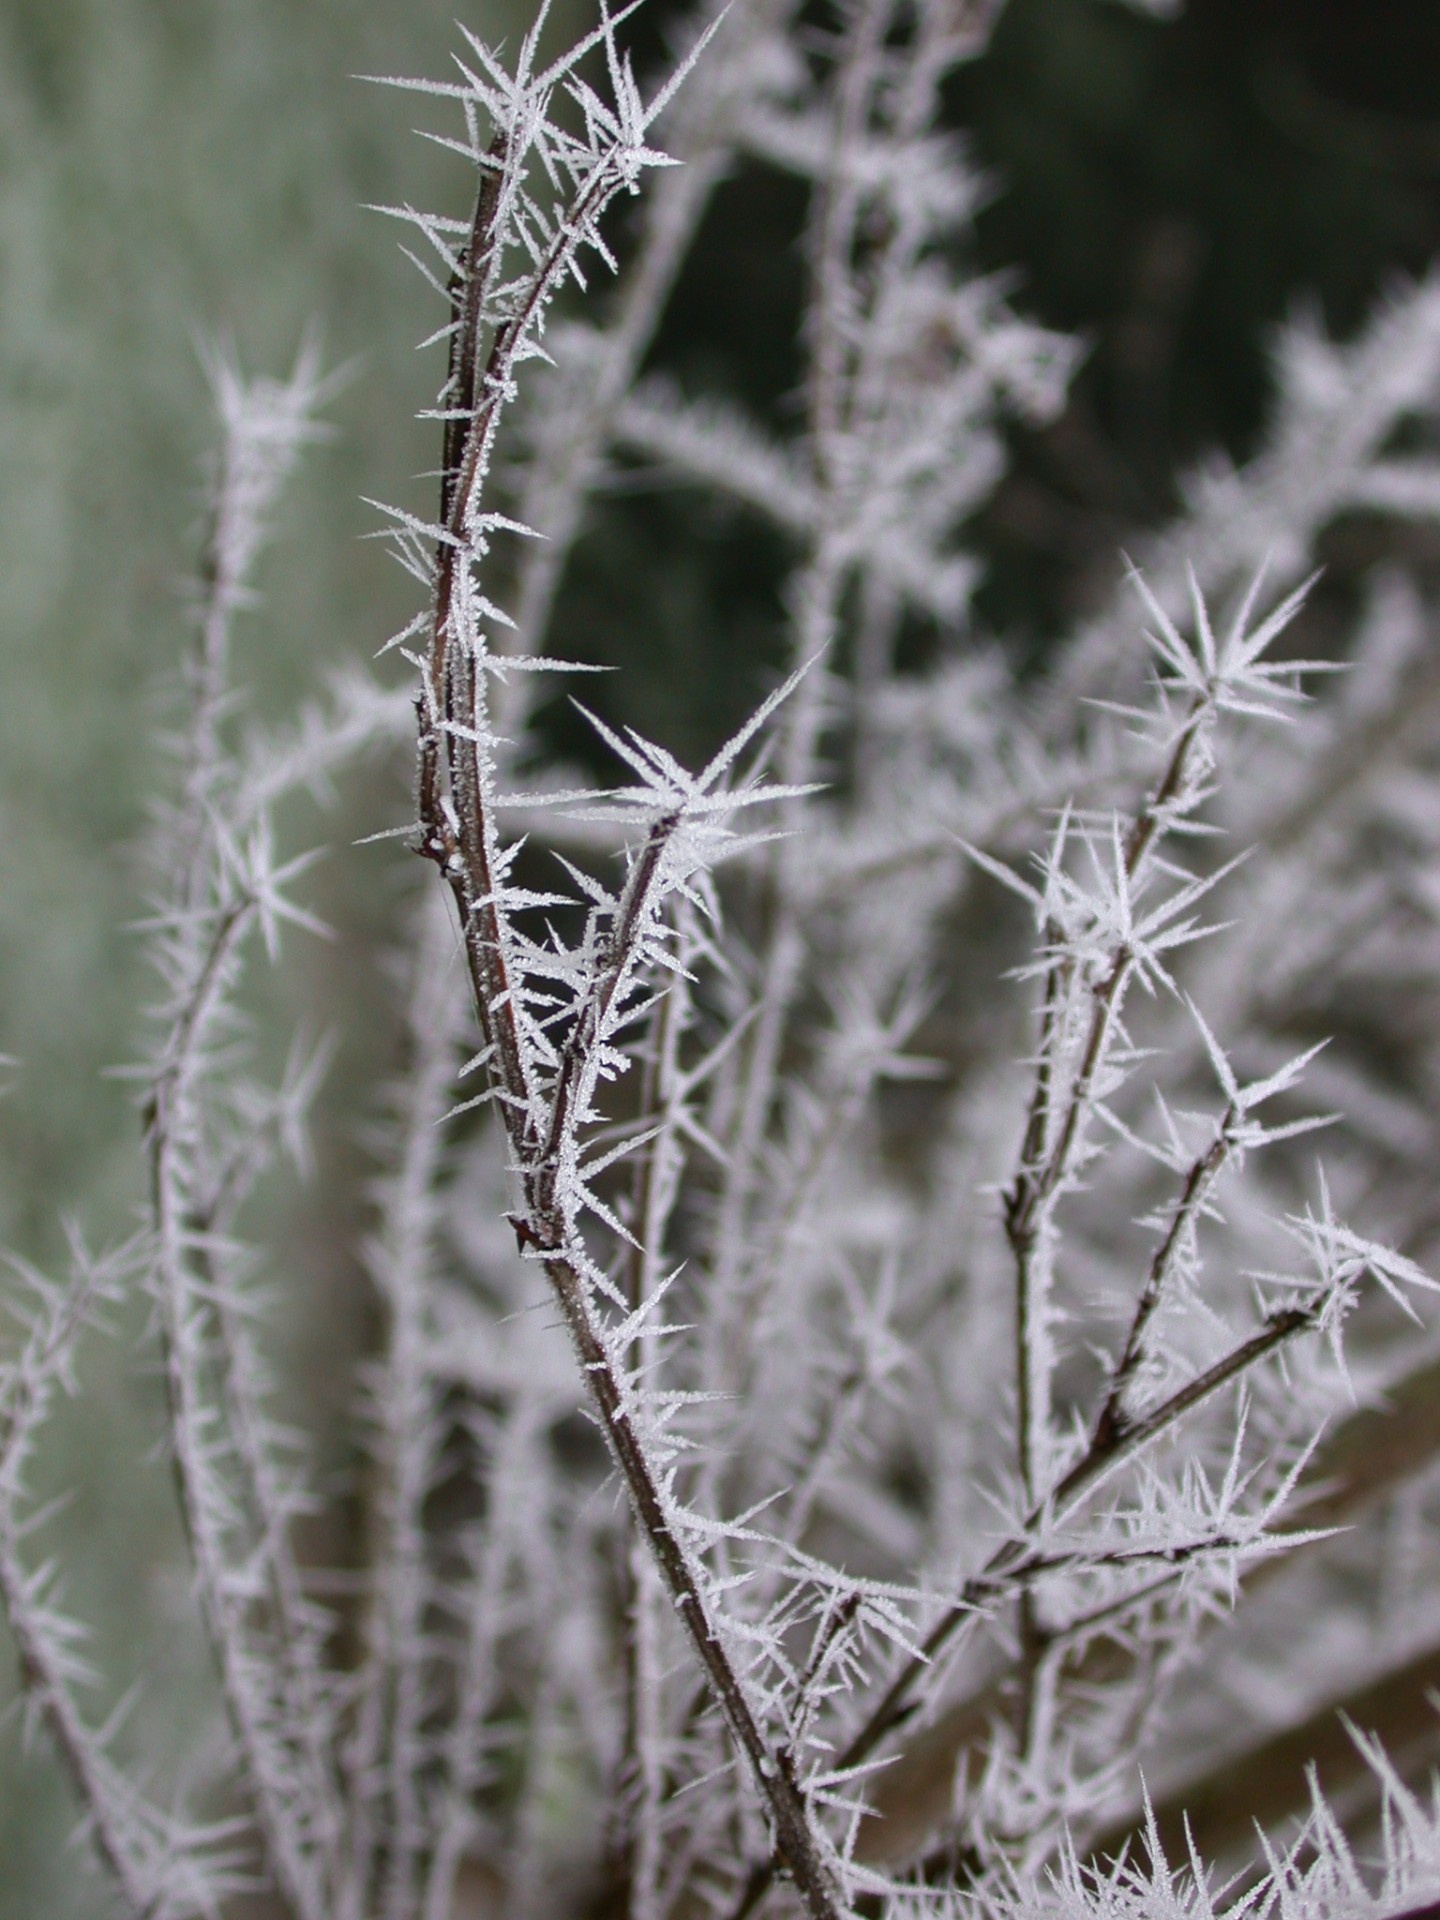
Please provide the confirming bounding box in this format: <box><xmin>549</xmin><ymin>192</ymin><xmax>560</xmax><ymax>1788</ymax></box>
<box><xmin>505</xmin><ymin>847</ymin><xmax>842</xmax><ymax>1912</ymax></box>
<box><xmin>0</xmin><ymin>1588</ymin><xmax>166</xmax><ymax>1917</ymax></box>
<box><xmin>1015</xmin><ymin>1095</ymin><xmax>1240</xmax><ymax>1767</ymax></box>
<box><xmin>611</xmin><ymin>976</ymin><xmax>688</xmax><ymax>1916</ymax></box>
<box><xmin>841</xmin><ymin>687</ymin><xmax>1280</xmax><ymax>1811</ymax></box>
<box><xmin>862</xmin><ymin>1572</ymin><xmax>1190</xmax><ymax>1877</ymax></box>
<box><xmin>148</xmin><ymin>898</ymin><xmax>336</xmax><ymax>1920</ymax></box>
<box><xmin>544</xmin><ymin>1245</ymin><xmax>842</xmax><ymax>1917</ymax></box>
<box><xmin>198</xmin><ymin>1233</ymin><xmax>346</xmax><ymax>1880</ymax></box>
<box><xmin>1007</xmin><ymin>937</ymin><xmax>1070</xmax><ymax>1509</ymax></box>
<box><xmin>839</xmin><ymin>1294</ymin><xmax>1324</xmax><ymax>1774</ymax></box>
<box><xmin>1122</xmin><ymin>695</ymin><xmax>1208</xmax><ymax>881</ymax></box>
<box><xmin>124</xmin><ymin>346</ymin><xmax>353</xmax><ymax>1917</ymax></box>
<box><xmin>0</xmin><ymin>1282</ymin><xmax>174</xmax><ymax>1920</ymax></box>
<box><xmin>440</xmin><ymin>133</ymin><xmax>508</xmax><ymax>534</ymax></box>
<box><xmin>415</xmin><ymin>93</ymin><xmax>844</xmax><ymax>1920</ymax></box>
<box><xmin>170</xmin><ymin>1092</ymin><xmax>347</xmax><ymax>1899</ymax></box>
<box><xmin>1091</xmin><ymin>1105</ymin><xmax>1239</xmax><ymax>1453</ymax></box>
<box><xmin>1004</xmin><ymin>693</ymin><xmax>1210</xmax><ymax>1512</ymax></box>
<box><xmin>533</xmin><ymin>813</ymin><xmax>677</xmax><ymax>1211</ymax></box>
<box><xmin>871</xmin><ymin>1382</ymin><xmax>1440</xmax><ymax>1887</ymax></box>
<box><xmin>725</xmin><ymin>1283</ymin><xmax>1331</xmax><ymax>1920</ymax></box>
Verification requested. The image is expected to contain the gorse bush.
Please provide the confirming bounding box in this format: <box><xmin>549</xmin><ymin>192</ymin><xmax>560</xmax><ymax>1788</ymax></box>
<box><xmin>8</xmin><ymin>1</ymin><xmax>1440</xmax><ymax>1916</ymax></box>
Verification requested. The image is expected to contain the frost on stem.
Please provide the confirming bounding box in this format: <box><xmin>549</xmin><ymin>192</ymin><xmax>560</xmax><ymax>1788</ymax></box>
<box><xmin>9</xmin><ymin>2</ymin><xmax>1440</xmax><ymax>1919</ymax></box>
<box><xmin>0</xmin><ymin>1241</ymin><xmax>253</xmax><ymax>1919</ymax></box>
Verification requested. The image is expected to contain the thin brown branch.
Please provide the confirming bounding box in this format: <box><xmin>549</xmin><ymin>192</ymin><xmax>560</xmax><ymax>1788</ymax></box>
<box><xmin>416</xmin><ymin>99</ymin><xmax>844</xmax><ymax>1920</ymax></box>
<box><xmin>1090</xmin><ymin>1105</ymin><xmax>1239</xmax><ymax>1453</ymax></box>
<box><xmin>852</xmin><ymin>1343</ymin><xmax>1440</xmax><ymax>1879</ymax></box>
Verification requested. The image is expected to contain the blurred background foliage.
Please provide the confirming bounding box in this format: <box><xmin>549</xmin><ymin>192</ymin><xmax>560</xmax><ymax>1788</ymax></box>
<box><xmin>0</xmin><ymin>1</ymin><xmax>549</xmax><ymax>1906</ymax></box>
<box><xmin>4</xmin><ymin>0</ymin><xmax>1440</xmax><ymax>1910</ymax></box>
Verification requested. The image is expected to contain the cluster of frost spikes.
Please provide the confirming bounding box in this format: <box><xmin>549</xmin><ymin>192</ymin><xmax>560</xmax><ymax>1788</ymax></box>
<box><xmin>11</xmin><ymin>1</ymin><xmax>1440</xmax><ymax>1919</ymax></box>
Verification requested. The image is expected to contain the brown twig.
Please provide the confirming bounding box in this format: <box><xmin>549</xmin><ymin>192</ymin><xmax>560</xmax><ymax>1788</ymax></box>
<box><xmin>414</xmin><ymin>96</ymin><xmax>844</xmax><ymax>1920</ymax></box>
